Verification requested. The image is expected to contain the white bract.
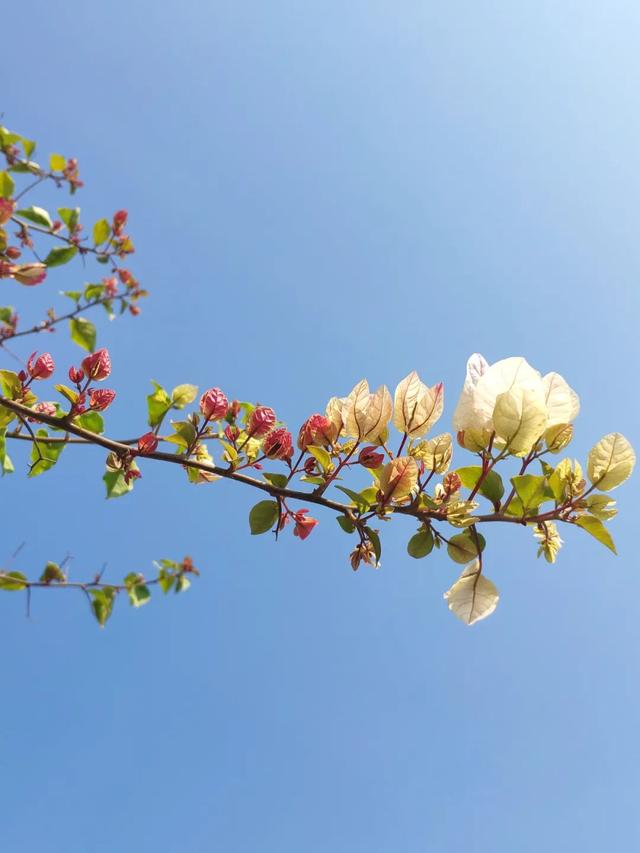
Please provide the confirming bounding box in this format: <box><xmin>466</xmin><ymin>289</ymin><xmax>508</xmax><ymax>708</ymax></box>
<box><xmin>452</xmin><ymin>354</ymin><xmax>580</xmax><ymax>455</ymax></box>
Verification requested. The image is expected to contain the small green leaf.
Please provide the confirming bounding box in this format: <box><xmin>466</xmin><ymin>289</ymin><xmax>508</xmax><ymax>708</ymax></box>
<box><xmin>307</xmin><ymin>445</ymin><xmax>332</xmax><ymax>472</ymax></box>
<box><xmin>124</xmin><ymin>573</ymin><xmax>151</xmax><ymax>608</ymax></box>
<box><xmin>91</xmin><ymin>587</ymin><xmax>116</xmax><ymax>627</ymax></box>
<box><xmin>364</xmin><ymin>527</ymin><xmax>381</xmax><ymax>563</ymax></box>
<box><xmin>263</xmin><ymin>472</ymin><xmax>288</xmax><ymax>489</ymax></box>
<box><xmin>57</xmin><ymin>207</ymin><xmax>80</xmax><ymax>231</ymax></box>
<box><xmin>84</xmin><ymin>283</ymin><xmax>105</xmax><ymax>301</ymax></box>
<box><xmin>0</xmin><ymin>428</ymin><xmax>14</xmax><ymax>475</ymax></box>
<box><xmin>0</xmin><ymin>571</ymin><xmax>28</xmax><ymax>591</ymax></box>
<box><xmin>335</xmin><ymin>485</ymin><xmax>372</xmax><ymax>512</ymax></box>
<box><xmin>511</xmin><ymin>475</ymin><xmax>550</xmax><ymax>513</ymax></box>
<box><xmin>45</xmin><ymin>245</ymin><xmax>78</xmax><ymax>267</ymax></box>
<box><xmin>407</xmin><ymin>528</ymin><xmax>434</xmax><ymax>558</ymax></box>
<box><xmin>575</xmin><ymin>516</ymin><xmax>617</xmax><ymax>554</ymax></box>
<box><xmin>104</xmin><ymin>468</ymin><xmax>136</xmax><ymax>499</ymax></box>
<box><xmin>40</xmin><ymin>562</ymin><xmax>66</xmax><ymax>583</ymax></box>
<box><xmin>0</xmin><ymin>171</ymin><xmax>15</xmax><ymax>199</ymax></box>
<box><xmin>15</xmin><ymin>206</ymin><xmax>53</xmax><ymax>228</ymax></box>
<box><xmin>171</xmin><ymin>384</ymin><xmax>198</xmax><ymax>409</ymax></box>
<box><xmin>54</xmin><ymin>383</ymin><xmax>78</xmax><ymax>404</ymax></box>
<box><xmin>166</xmin><ymin>420</ymin><xmax>197</xmax><ymax>449</ymax></box>
<box><xmin>49</xmin><ymin>153</ymin><xmax>66</xmax><ymax>171</ymax></box>
<box><xmin>92</xmin><ymin>218</ymin><xmax>111</xmax><ymax>245</ymax></box>
<box><xmin>29</xmin><ymin>430</ymin><xmax>65</xmax><ymax>477</ymax></box>
<box><xmin>147</xmin><ymin>381</ymin><xmax>172</xmax><ymax>428</ymax></box>
<box><xmin>74</xmin><ymin>411</ymin><xmax>104</xmax><ymax>434</ymax></box>
<box><xmin>455</xmin><ymin>466</ymin><xmax>504</xmax><ymax>507</ymax></box>
<box><xmin>249</xmin><ymin>500</ymin><xmax>279</xmax><ymax>534</ymax></box>
<box><xmin>447</xmin><ymin>530</ymin><xmax>486</xmax><ymax>564</ymax></box>
<box><xmin>69</xmin><ymin>316</ymin><xmax>96</xmax><ymax>351</ymax></box>
<box><xmin>336</xmin><ymin>515</ymin><xmax>355</xmax><ymax>534</ymax></box>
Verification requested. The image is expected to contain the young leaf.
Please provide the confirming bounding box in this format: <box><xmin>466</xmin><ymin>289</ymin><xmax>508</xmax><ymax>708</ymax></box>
<box><xmin>336</xmin><ymin>515</ymin><xmax>355</xmax><ymax>534</ymax></box>
<box><xmin>69</xmin><ymin>317</ymin><xmax>97</xmax><ymax>351</ymax></box>
<box><xmin>0</xmin><ymin>571</ymin><xmax>28</xmax><ymax>591</ymax></box>
<box><xmin>249</xmin><ymin>500</ymin><xmax>279</xmax><ymax>535</ymax></box>
<box><xmin>446</xmin><ymin>530</ymin><xmax>485</xmax><ymax>564</ymax></box>
<box><xmin>92</xmin><ymin>218</ymin><xmax>111</xmax><ymax>245</ymax></box>
<box><xmin>575</xmin><ymin>516</ymin><xmax>617</xmax><ymax>554</ymax></box>
<box><xmin>0</xmin><ymin>171</ymin><xmax>15</xmax><ymax>198</ymax></box>
<box><xmin>263</xmin><ymin>472</ymin><xmax>288</xmax><ymax>489</ymax></box>
<box><xmin>171</xmin><ymin>384</ymin><xmax>198</xmax><ymax>409</ymax></box>
<box><xmin>307</xmin><ymin>445</ymin><xmax>332</xmax><ymax>472</ymax></box>
<box><xmin>44</xmin><ymin>245</ymin><xmax>78</xmax><ymax>267</ymax></box>
<box><xmin>587</xmin><ymin>433</ymin><xmax>635</xmax><ymax>491</ymax></box>
<box><xmin>364</xmin><ymin>526</ymin><xmax>381</xmax><ymax>563</ymax></box>
<box><xmin>104</xmin><ymin>469</ymin><xmax>136</xmax><ymax>499</ymax></box>
<box><xmin>510</xmin><ymin>474</ymin><xmax>550</xmax><ymax>513</ymax></box>
<box><xmin>49</xmin><ymin>153</ymin><xmax>66</xmax><ymax>171</ymax></box>
<box><xmin>147</xmin><ymin>382</ymin><xmax>172</xmax><ymax>428</ymax></box>
<box><xmin>29</xmin><ymin>430</ymin><xmax>65</xmax><ymax>477</ymax></box>
<box><xmin>91</xmin><ymin>587</ymin><xmax>116</xmax><ymax>627</ymax></box>
<box><xmin>57</xmin><ymin>207</ymin><xmax>80</xmax><ymax>231</ymax></box>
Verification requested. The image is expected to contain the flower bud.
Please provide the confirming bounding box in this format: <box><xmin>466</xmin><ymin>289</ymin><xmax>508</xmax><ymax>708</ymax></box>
<box><xmin>297</xmin><ymin>413</ymin><xmax>335</xmax><ymax>450</ymax></box>
<box><xmin>11</xmin><ymin>263</ymin><xmax>47</xmax><ymax>286</ymax></box>
<box><xmin>81</xmin><ymin>348</ymin><xmax>111</xmax><ymax>381</ymax></box>
<box><xmin>0</xmin><ymin>198</ymin><xmax>15</xmax><ymax>225</ymax></box>
<box><xmin>89</xmin><ymin>388</ymin><xmax>116</xmax><ymax>411</ymax></box>
<box><xmin>27</xmin><ymin>351</ymin><xmax>55</xmax><ymax>380</ymax></box>
<box><xmin>248</xmin><ymin>406</ymin><xmax>276</xmax><ymax>437</ymax></box>
<box><xmin>113</xmin><ymin>210</ymin><xmax>128</xmax><ymax>233</ymax></box>
<box><xmin>200</xmin><ymin>387</ymin><xmax>228</xmax><ymax>421</ymax></box>
<box><xmin>263</xmin><ymin>428</ymin><xmax>294</xmax><ymax>460</ymax></box>
<box><xmin>224</xmin><ymin>424</ymin><xmax>239</xmax><ymax>442</ymax></box>
<box><xmin>68</xmin><ymin>366</ymin><xmax>85</xmax><ymax>384</ymax></box>
<box><xmin>137</xmin><ymin>432</ymin><xmax>159</xmax><ymax>454</ymax></box>
<box><xmin>358</xmin><ymin>446</ymin><xmax>384</xmax><ymax>468</ymax></box>
<box><xmin>5</xmin><ymin>246</ymin><xmax>21</xmax><ymax>260</ymax></box>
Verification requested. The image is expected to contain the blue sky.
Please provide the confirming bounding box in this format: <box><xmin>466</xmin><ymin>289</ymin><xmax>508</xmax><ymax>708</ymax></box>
<box><xmin>2</xmin><ymin>2</ymin><xmax>639</xmax><ymax>850</ymax></box>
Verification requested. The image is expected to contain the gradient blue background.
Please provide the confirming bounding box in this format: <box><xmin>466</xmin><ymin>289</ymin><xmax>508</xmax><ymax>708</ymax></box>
<box><xmin>2</xmin><ymin>2</ymin><xmax>639</xmax><ymax>851</ymax></box>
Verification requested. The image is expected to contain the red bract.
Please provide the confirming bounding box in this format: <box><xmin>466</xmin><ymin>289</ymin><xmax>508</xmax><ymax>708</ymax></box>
<box><xmin>263</xmin><ymin>427</ymin><xmax>293</xmax><ymax>460</ymax></box>
<box><xmin>200</xmin><ymin>387</ymin><xmax>228</xmax><ymax>421</ymax></box>
<box><xmin>113</xmin><ymin>210</ymin><xmax>128</xmax><ymax>233</ymax></box>
<box><xmin>292</xmin><ymin>509</ymin><xmax>319</xmax><ymax>541</ymax></box>
<box><xmin>82</xmin><ymin>348</ymin><xmax>111</xmax><ymax>381</ymax></box>
<box><xmin>29</xmin><ymin>401</ymin><xmax>56</xmax><ymax>421</ymax></box>
<box><xmin>89</xmin><ymin>388</ymin><xmax>116</xmax><ymax>411</ymax></box>
<box><xmin>297</xmin><ymin>413</ymin><xmax>334</xmax><ymax>450</ymax></box>
<box><xmin>11</xmin><ymin>263</ymin><xmax>47</xmax><ymax>286</ymax></box>
<box><xmin>68</xmin><ymin>366</ymin><xmax>85</xmax><ymax>384</ymax></box>
<box><xmin>248</xmin><ymin>406</ymin><xmax>276</xmax><ymax>437</ymax></box>
<box><xmin>0</xmin><ymin>198</ymin><xmax>15</xmax><ymax>225</ymax></box>
<box><xmin>137</xmin><ymin>432</ymin><xmax>159</xmax><ymax>455</ymax></box>
<box><xmin>27</xmin><ymin>351</ymin><xmax>55</xmax><ymax>380</ymax></box>
<box><xmin>358</xmin><ymin>446</ymin><xmax>384</xmax><ymax>469</ymax></box>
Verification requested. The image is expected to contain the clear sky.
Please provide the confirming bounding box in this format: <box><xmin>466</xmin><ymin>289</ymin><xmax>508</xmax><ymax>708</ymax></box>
<box><xmin>2</xmin><ymin>2</ymin><xmax>640</xmax><ymax>851</ymax></box>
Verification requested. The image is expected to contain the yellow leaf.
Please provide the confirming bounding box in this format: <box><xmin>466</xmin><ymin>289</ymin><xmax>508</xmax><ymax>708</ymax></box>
<box><xmin>587</xmin><ymin>433</ymin><xmax>635</xmax><ymax>491</ymax></box>
<box><xmin>378</xmin><ymin>456</ymin><xmax>418</xmax><ymax>503</ymax></box>
<box><xmin>393</xmin><ymin>371</ymin><xmax>443</xmax><ymax>438</ymax></box>
<box><xmin>443</xmin><ymin>560</ymin><xmax>499</xmax><ymax>625</ymax></box>
<box><xmin>343</xmin><ymin>379</ymin><xmax>392</xmax><ymax>442</ymax></box>
<box><xmin>492</xmin><ymin>387</ymin><xmax>547</xmax><ymax>456</ymax></box>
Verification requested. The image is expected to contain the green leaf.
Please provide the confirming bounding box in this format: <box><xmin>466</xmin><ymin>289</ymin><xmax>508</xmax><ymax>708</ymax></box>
<box><xmin>0</xmin><ymin>306</ymin><xmax>13</xmax><ymax>323</ymax></box>
<box><xmin>15</xmin><ymin>206</ymin><xmax>53</xmax><ymax>228</ymax></box>
<box><xmin>0</xmin><ymin>571</ymin><xmax>28</xmax><ymax>591</ymax></box>
<box><xmin>0</xmin><ymin>428</ymin><xmax>14</xmax><ymax>475</ymax></box>
<box><xmin>84</xmin><ymin>283</ymin><xmax>105</xmax><ymax>301</ymax></box>
<box><xmin>575</xmin><ymin>516</ymin><xmax>617</xmax><ymax>554</ymax></box>
<box><xmin>0</xmin><ymin>369</ymin><xmax>22</xmax><ymax>398</ymax></box>
<box><xmin>510</xmin><ymin>474</ymin><xmax>551</xmax><ymax>513</ymax></box>
<box><xmin>407</xmin><ymin>528</ymin><xmax>434</xmax><ymax>558</ymax></box>
<box><xmin>249</xmin><ymin>500</ymin><xmax>279</xmax><ymax>535</ymax></box>
<box><xmin>54</xmin><ymin>383</ymin><xmax>78</xmax><ymax>404</ymax></box>
<box><xmin>104</xmin><ymin>468</ymin><xmax>136</xmax><ymax>499</ymax></box>
<box><xmin>49</xmin><ymin>153</ymin><xmax>66</xmax><ymax>171</ymax></box>
<box><xmin>307</xmin><ymin>445</ymin><xmax>332</xmax><ymax>472</ymax></box>
<box><xmin>74</xmin><ymin>411</ymin><xmax>104</xmax><ymax>434</ymax></box>
<box><xmin>92</xmin><ymin>218</ymin><xmax>111</xmax><ymax>245</ymax></box>
<box><xmin>124</xmin><ymin>573</ymin><xmax>151</xmax><ymax>608</ymax></box>
<box><xmin>336</xmin><ymin>515</ymin><xmax>355</xmax><ymax>534</ymax></box>
<box><xmin>0</xmin><ymin>171</ymin><xmax>15</xmax><ymax>199</ymax></box>
<box><xmin>175</xmin><ymin>574</ymin><xmax>191</xmax><ymax>593</ymax></box>
<box><xmin>57</xmin><ymin>207</ymin><xmax>80</xmax><ymax>231</ymax></box>
<box><xmin>171</xmin><ymin>384</ymin><xmax>198</xmax><ymax>409</ymax></box>
<box><xmin>29</xmin><ymin>430</ymin><xmax>65</xmax><ymax>477</ymax></box>
<box><xmin>447</xmin><ymin>530</ymin><xmax>486</xmax><ymax>564</ymax></box>
<box><xmin>91</xmin><ymin>587</ymin><xmax>116</xmax><ymax>627</ymax></box>
<box><xmin>21</xmin><ymin>138</ymin><xmax>36</xmax><ymax>158</ymax></box>
<box><xmin>166</xmin><ymin>420</ymin><xmax>197</xmax><ymax>449</ymax></box>
<box><xmin>69</xmin><ymin>316</ymin><xmax>96</xmax><ymax>351</ymax></box>
<box><xmin>263</xmin><ymin>472</ymin><xmax>288</xmax><ymax>489</ymax></box>
<box><xmin>455</xmin><ymin>466</ymin><xmax>504</xmax><ymax>507</ymax></box>
<box><xmin>147</xmin><ymin>381</ymin><xmax>172</xmax><ymax>428</ymax></box>
<box><xmin>335</xmin><ymin>485</ymin><xmax>372</xmax><ymax>512</ymax></box>
<box><xmin>45</xmin><ymin>245</ymin><xmax>78</xmax><ymax>267</ymax></box>
<box><xmin>364</xmin><ymin>527</ymin><xmax>381</xmax><ymax>563</ymax></box>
